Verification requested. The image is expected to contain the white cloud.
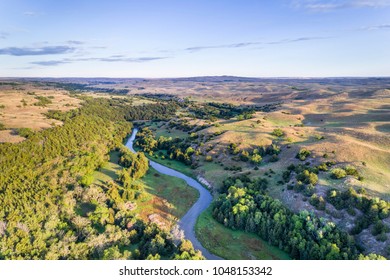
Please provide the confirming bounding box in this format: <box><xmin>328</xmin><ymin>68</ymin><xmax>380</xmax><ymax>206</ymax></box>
<box><xmin>362</xmin><ymin>24</ymin><xmax>390</xmax><ymax>30</ymax></box>
<box><xmin>23</xmin><ymin>11</ymin><xmax>44</xmax><ymax>16</ymax></box>
<box><xmin>292</xmin><ymin>0</ymin><xmax>390</xmax><ymax>11</ymax></box>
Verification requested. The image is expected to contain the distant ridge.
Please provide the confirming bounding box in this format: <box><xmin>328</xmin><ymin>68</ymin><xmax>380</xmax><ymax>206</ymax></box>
<box><xmin>5</xmin><ymin>76</ymin><xmax>390</xmax><ymax>84</ymax></box>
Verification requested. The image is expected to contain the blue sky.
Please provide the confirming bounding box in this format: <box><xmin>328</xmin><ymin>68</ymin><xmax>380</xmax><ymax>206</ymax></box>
<box><xmin>1</xmin><ymin>0</ymin><xmax>389</xmax><ymax>77</ymax></box>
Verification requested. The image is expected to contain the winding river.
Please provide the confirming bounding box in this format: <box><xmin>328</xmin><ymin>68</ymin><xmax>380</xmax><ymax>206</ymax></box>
<box><xmin>125</xmin><ymin>128</ymin><xmax>222</xmax><ymax>260</ymax></box>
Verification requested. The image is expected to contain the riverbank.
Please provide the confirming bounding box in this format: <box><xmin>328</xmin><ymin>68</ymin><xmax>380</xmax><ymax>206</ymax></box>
<box><xmin>125</xmin><ymin>128</ymin><xmax>222</xmax><ymax>260</ymax></box>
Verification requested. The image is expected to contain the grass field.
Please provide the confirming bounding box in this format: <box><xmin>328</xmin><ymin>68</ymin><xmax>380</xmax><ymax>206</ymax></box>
<box><xmin>196</xmin><ymin>207</ymin><xmax>291</xmax><ymax>260</ymax></box>
<box><xmin>0</xmin><ymin>83</ymin><xmax>81</xmax><ymax>142</ymax></box>
<box><xmin>141</xmin><ymin>168</ymin><xmax>199</xmax><ymax>219</ymax></box>
<box><xmin>93</xmin><ymin>151</ymin><xmax>122</xmax><ymax>185</ymax></box>
<box><xmin>135</xmin><ymin>145</ymin><xmax>195</xmax><ymax>178</ymax></box>
<box><xmin>146</xmin><ymin>121</ymin><xmax>190</xmax><ymax>139</ymax></box>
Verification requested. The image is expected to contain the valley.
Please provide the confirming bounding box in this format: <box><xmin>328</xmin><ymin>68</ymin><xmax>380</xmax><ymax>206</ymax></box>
<box><xmin>0</xmin><ymin>77</ymin><xmax>389</xmax><ymax>259</ymax></box>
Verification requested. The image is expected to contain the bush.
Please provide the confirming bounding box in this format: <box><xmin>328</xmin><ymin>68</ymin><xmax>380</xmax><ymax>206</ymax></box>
<box><xmin>331</xmin><ymin>168</ymin><xmax>347</xmax><ymax>179</ymax></box>
<box><xmin>303</xmin><ymin>184</ymin><xmax>316</xmax><ymax>196</ymax></box>
<box><xmin>314</xmin><ymin>134</ymin><xmax>325</xmax><ymax>140</ymax></box>
<box><xmin>240</xmin><ymin>150</ymin><xmax>250</xmax><ymax>162</ymax></box>
<box><xmin>269</xmin><ymin>154</ymin><xmax>279</xmax><ymax>162</ymax></box>
<box><xmin>297</xmin><ymin>170</ymin><xmax>318</xmax><ymax>185</ymax></box>
<box><xmin>296</xmin><ymin>148</ymin><xmax>311</xmax><ymax>161</ymax></box>
<box><xmin>205</xmin><ymin>155</ymin><xmax>213</xmax><ymax>162</ymax></box>
<box><xmin>250</xmin><ymin>154</ymin><xmax>262</xmax><ymax>165</ymax></box>
<box><xmin>271</xmin><ymin>128</ymin><xmax>284</xmax><ymax>137</ymax></box>
<box><xmin>310</xmin><ymin>194</ymin><xmax>326</xmax><ymax>210</ymax></box>
<box><xmin>33</xmin><ymin>96</ymin><xmax>53</xmax><ymax>107</ymax></box>
<box><xmin>318</xmin><ymin>163</ymin><xmax>328</xmax><ymax>171</ymax></box>
<box><xmin>345</xmin><ymin>166</ymin><xmax>359</xmax><ymax>177</ymax></box>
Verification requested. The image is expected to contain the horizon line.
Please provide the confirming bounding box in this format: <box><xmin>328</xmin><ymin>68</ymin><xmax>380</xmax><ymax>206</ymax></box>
<box><xmin>1</xmin><ymin>75</ymin><xmax>390</xmax><ymax>80</ymax></box>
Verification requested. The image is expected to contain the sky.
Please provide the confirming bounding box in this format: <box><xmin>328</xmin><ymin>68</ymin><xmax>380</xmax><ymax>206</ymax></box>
<box><xmin>0</xmin><ymin>0</ymin><xmax>389</xmax><ymax>77</ymax></box>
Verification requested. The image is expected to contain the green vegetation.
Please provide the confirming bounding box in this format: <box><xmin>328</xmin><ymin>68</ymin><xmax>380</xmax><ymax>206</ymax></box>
<box><xmin>205</xmin><ymin>155</ymin><xmax>213</xmax><ymax>162</ymax></box>
<box><xmin>212</xmin><ymin>176</ymin><xmax>362</xmax><ymax>259</ymax></box>
<box><xmin>33</xmin><ymin>96</ymin><xmax>53</xmax><ymax>107</ymax></box>
<box><xmin>142</xmin><ymin>169</ymin><xmax>199</xmax><ymax>219</ymax></box>
<box><xmin>228</xmin><ymin>142</ymin><xmax>280</xmax><ymax>164</ymax></box>
<box><xmin>136</xmin><ymin>112</ymin><xmax>388</xmax><ymax>260</ymax></box>
<box><xmin>250</xmin><ymin>154</ymin><xmax>262</xmax><ymax>165</ymax></box>
<box><xmin>271</xmin><ymin>128</ymin><xmax>284</xmax><ymax>137</ymax></box>
<box><xmin>0</xmin><ymin>97</ymin><xmax>202</xmax><ymax>260</ymax></box>
<box><xmin>331</xmin><ymin>168</ymin><xmax>347</xmax><ymax>179</ymax></box>
<box><xmin>297</xmin><ymin>169</ymin><xmax>318</xmax><ymax>186</ymax></box>
<box><xmin>118</xmin><ymin>148</ymin><xmax>149</xmax><ymax>180</ymax></box>
<box><xmin>190</xmin><ymin>102</ymin><xmax>257</xmax><ymax>120</ymax></box>
<box><xmin>135</xmin><ymin>127</ymin><xmax>196</xmax><ymax>167</ymax></box>
<box><xmin>296</xmin><ymin>148</ymin><xmax>311</xmax><ymax>161</ymax></box>
<box><xmin>284</xmin><ymin>160</ymin><xmax>390</xmax><ymax>242</ymax></box>
<box><xmin>196</xmin><ymin>207</ymin><xmax>290</xmax><ymax>260</ymax></box>
<box><xmin>92</xmin><ymin>151</ymin><xmax>122</xmax><ymax>185</ymax></box>
<box><xmin>326</xmin><ymin>187</ymin><xmax>390</xmax><ymax>236</ymax></box>
<box><xmin>2</xmin><ymin>78</ymin><xmax>389</xmax><ymax>260</ymax></box>
<box><xmin>93</xmin><ymin>149</ymin><xmax>198</xmax><ymax>222</ymax></box>
<box><xmin>15</xmin><ymin>127</ymin><xmax>34</xmax><ymax>138</ymax></box>
<box><xmin>93</xmin><ymin>152</ymin><xmax>198</xmax><ymax>227</ymax></box>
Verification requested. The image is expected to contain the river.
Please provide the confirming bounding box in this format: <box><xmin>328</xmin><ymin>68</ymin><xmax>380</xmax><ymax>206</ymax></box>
<box><xmin>125</xmin><ymin>128</ymin><xmax>222</xmax><ymax>260</ymax></box>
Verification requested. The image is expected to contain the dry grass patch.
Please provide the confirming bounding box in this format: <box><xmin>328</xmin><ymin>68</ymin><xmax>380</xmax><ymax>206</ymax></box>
<box><xmin>0</xmin><ymin>85</ymin><xmax>81</xmax><ymax>142</ymax></box>
<box><xmin>0</xmin><ymin>130</ymin><xmax>25</xmax><ymax>143</ymax></box>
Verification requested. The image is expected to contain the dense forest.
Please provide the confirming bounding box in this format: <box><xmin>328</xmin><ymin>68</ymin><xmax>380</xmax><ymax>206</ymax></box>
<box><xmin>0</xmin><ymin>97</ymin><xmax>202</xmax><ymax>260</ymax></box>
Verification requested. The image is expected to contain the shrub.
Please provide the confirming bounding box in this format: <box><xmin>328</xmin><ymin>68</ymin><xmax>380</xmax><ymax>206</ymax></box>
<box><xmin>318</xmin><ymin>163</ymin><xmax>328</xmax><ymax>171</ymax></box>
<box><xmin>314</xmin><ymin>134</ymin><xmax>325</xmax><ymax>140</ymax></box>
<box><xmin>345</xmin><ymin>166</ymin><xmax>359</xmax><ymax>177</ymax></box>
<box><xmin>250</xmin><ymin>154</ymin><xmax>262</xmax><ymax>165</ymax></box>
<box><xmin>205</xmin><ymin>155</ymin><xmax>213</xmax><ymax>162</ymax></box>
<box><xmin>33</xmin><ymin>96</ymin><xmax>52</xmax><ymax>107</ymax></box>
<box><xmin>269</xmin><ymin>154</ymin><xmax>279</xmax><ymax>162</ymax></box>
<box><xmin>303</xmin><ymin>184</ymin><xmax>316</xmax><ymax>196</ymax></box>
<box><xmin>297</xmin><ymin>170</ymin><xmax>318</xmax><ymax>185</ymax></box>
<box><xmin>296</xmin><ymin>148</ymin><xmax>311</xmax><ymax>161</ymax></box>
<box><xmin>271</xmin><ymin>128</ymin><xmax>284</xmax><ymax>137</ymax></box>
<box><xmin>310</xmin><ymin>194</ymin><xmax>326</xmax><ymax>210</ymax></box>
<box><xmin>331</xmin><ymin>168</ymin><xmax>347</xmax><ymax>179</ymax></box>
<box><xmin>240</xmin><ymin>150</ymin><xmax>250</xmax><ymax>162</ymax></box>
